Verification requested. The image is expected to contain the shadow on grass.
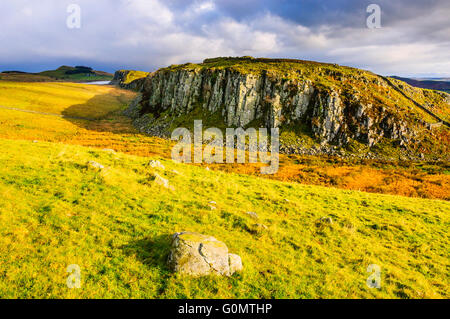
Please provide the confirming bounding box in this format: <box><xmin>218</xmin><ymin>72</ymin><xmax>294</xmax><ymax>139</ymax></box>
<box><xmin>120</xmin><ymin>234</ymin><xmax>172</xmax><ymax>272</ymax></box>
<box><xmin>61</xmin><ymin>91</ymin><xmax>139</xmax><ymax>135</ymax></box>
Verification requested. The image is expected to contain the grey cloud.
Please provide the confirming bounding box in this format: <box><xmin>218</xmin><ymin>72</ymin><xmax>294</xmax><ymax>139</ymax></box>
<box><xmin>0</xmin><ymin>0</ymin><xmax>449</xmax><ymax>77</ymax></box>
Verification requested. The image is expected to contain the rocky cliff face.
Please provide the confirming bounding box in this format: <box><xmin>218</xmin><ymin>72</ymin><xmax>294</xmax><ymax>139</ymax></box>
<box><xmin>124</xmin><ymin>57</ymin><xmax>449</xmax><ymax>158</ymax></box>
<box><xmin>111</xmin><ymin>70</ymin><xmax>149</xmax><ymax>91</ymax></box>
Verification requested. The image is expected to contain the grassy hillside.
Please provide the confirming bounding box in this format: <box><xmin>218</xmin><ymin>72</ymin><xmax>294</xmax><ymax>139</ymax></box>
<box><xmin>119</xmin><ymin>70</ymin><xmax>150</xmax><ymax>84</ymax></box>
<box><xmin>0</xmin><ymin>66</ymin><xmax>113</xmax><ymax>83</ymax></box>
<box><xmin>0</xmin><ymin>81</ymin><xmax>134</xmax><ymax>119</ymax></box>
<box><xmin>391</xmin><ymin>76</ymin><xmax>450</xmax><ymax>94</ymax></box>
<box><xmin>389</xmin><ymin>78</ymin><xmax>450</xmax><ymax>122</ymax></box>
<box><xmin>0</xmin><ymin>138</ymin><xmax>448</xmax><ymax>298</ymax></box>
<box><xmin>0</xmin><ymin>72</ymin><xmax>55</xmax><ymax>82</ymax></box>
<box><xmin>0</xmin><ymin>80</ymin><xmax>448</xmax><ymax>299</ymax></box>
<box><xmin>0</xmin><ymin>81</ymin><xmax>448</xmax><ymax>200</ymax></box>
<box><xmin>38</xmin><ymin>66</ymin><xmax>113</xmax><ymax>82</ymax></box>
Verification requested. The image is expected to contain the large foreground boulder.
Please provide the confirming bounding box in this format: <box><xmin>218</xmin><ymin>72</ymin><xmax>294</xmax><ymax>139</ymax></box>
<box><xmin>167</xmin><ymin>232</ymin><xmax>243</xmax><ymax>277</ymax></box>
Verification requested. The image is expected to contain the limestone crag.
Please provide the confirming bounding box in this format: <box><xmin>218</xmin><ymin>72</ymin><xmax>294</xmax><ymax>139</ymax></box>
<box><xmin>129</xmin><ymin>68</ymin><xmax>418</xmax><ymax>146</ymax></box>
<box><xmin>110</xmin><ymin>70</ymin><xmax>148</xmax><ymax>91</ymax></box>
<box><xmin>121</xmin><ymin>57</ymin><xmax>449</xmax><ymax>158</ymax></box>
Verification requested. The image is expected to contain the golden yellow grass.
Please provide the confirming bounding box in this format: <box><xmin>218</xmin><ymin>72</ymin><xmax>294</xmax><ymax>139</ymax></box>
<box><xmin>0</xmin><ymin>81</ymin><xmax>448</xmax><ymax>200</ymax></box>
<box><xmin>0</xmin><ymin>81</ymin><xmax>135</xmax><ymax>118</ymax></box>
<box><xmin>0</xmin><ymin>138</ymin><xmax>448</xmax><ymax>298</ymax></box>
<box><xmin>0</xmin><ymin>81</ymin><xmax>448</xmax><ymax>298</ymax></box>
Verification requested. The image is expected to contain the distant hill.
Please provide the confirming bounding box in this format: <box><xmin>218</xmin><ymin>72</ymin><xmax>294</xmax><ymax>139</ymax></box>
<box><xmin>415</xmin><ymin>77</ymin><xmax>450</xmax><ymax>81</ymax></box>
<box><xmin>391</xmin><ymin>76</ymin><xmax>450</xmax><ymax>93</ymax></box>
<box><xmin>0</xmin><ymin>66</ymin><xmax>113</xmax><ymax>82</ymax></box>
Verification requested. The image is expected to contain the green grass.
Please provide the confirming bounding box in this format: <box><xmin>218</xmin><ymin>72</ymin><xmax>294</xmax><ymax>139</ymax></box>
<box><xmin>0</xmin><ymin>138</ymin><xmax>448</xmax><ymax>298</ymax></box>
<box><xmin>0</xmin><ymin>81</ymin><xmax>134</xmax><ymax>119</ymax></box>
<box><xmin>0</xmin><ymin>75</ymin><xmax>448</xmax><ymax>299</ymax></box>
<box><xmin>0</xmin><ymin>81</ymin><xmax>447</xmax><ymax>201</ymax></box>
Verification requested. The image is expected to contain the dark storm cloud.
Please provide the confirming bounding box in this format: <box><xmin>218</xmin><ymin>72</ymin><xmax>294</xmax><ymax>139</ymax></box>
<box><xmin>0</xmin><ymin>0</ymin><xmax>449</xmax><ymax>77</ymax></box>
<box><xmin>172</xmin><ymin>0</ymin><xmax>448</xmax><ymax>28</ymax></box>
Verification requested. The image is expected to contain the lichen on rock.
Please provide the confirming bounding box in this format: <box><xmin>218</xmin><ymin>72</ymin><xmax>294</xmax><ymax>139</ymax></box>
<box><xmin>167</xmin><ymin>232</ymin><xmax>243</xmax><ymax>277</ymax></box>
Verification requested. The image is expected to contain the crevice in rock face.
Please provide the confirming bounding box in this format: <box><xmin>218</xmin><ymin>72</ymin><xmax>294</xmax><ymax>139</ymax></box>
<box><xmin>198</xmin><ymin>242</ymin><xmax>225</xmax><ymax>275</ymax></box>
<box><xmin>198</xmin><ymin>243</ymin><xmax>214</xmax><ymax>272</ymax></box>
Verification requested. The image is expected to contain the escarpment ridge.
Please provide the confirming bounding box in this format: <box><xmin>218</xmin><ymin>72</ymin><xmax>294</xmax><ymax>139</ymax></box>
<box><xmin>116</xmin><ymin>57</ymin><xmax>449</xmax><ymax>160</ymax></box>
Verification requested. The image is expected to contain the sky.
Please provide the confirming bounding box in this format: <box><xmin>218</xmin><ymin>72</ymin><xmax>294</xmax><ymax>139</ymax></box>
<box><xmin>0</xmin><ymin>0</ymin><xmax>449</xmax><ymax>77</ymax></box>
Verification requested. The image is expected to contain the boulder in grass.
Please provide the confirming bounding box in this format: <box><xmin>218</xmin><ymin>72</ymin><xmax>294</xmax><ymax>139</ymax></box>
<box><xmin>228</xmin><ymin>254</ymin><xmax>243</xmax><ymax>274</ymax></box>
<box><xmin>87</xmin><ymin>161</ymin><xmax>104</xmax><ymax>170</ymax></box>
<box><xmin>148</xmin><ymin>160</ymin><xmax>165</xmax><ymax>170</ymax></box>
<box><xmin>154</xmin><ymin>173</ymin><xmax>174</xmax><ymax>190</ymax></box>
<box><xmin>319</xmin><ymin>216</ymin><xmax>333</xmax><ymax>224</ymax></box>
<box><xmin>245</xmin><ymin>211</ymin><xmax>258</xmax><ymax>219</ymax></box>
<box><xmin>168</xmin><ymin>232</ymin><xmax>243</xmax><ymax>277</ymax></box>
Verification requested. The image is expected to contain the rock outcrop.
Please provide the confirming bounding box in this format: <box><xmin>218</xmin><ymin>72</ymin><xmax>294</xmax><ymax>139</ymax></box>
<box><xmin>154</xmin><ymin>173</ymin><xmax>173</xmax><ymax>190</ymax></box>
<box><xmin>148</xmin><ymin>160</ymin><xmax>165</xmax><ymax>170</ymax></box>
<box><xmin>86</xmin><ymin>161</ymin><xmax>104</xmax><ymax>170</ymax></box>
<box><xmin>109</xmin><ymin>70</ymin><xmax>129</xmax><ymax>86</ymax></box>
<box><xmin>111</xmin><ymin>70</ymin><xmax>149</xmax><ymax>91</ymax></box>
<box><xmin>167</xmin><ymin>232</ymin><xmax>243</xmax><ymax>277</ymax></box>
<box><xmin>122</xmin><ymin>57</ymin><xmax>449</xmax><ymax>157</ymax></box>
